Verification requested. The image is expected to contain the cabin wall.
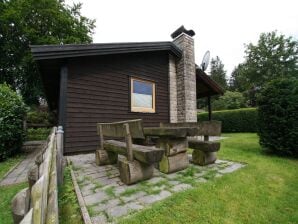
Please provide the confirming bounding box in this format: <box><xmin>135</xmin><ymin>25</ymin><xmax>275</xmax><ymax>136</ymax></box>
<box><xmin>65</xmin><ymin>52</ymin><xmax>169</xmax><ymax>153</ymax></box>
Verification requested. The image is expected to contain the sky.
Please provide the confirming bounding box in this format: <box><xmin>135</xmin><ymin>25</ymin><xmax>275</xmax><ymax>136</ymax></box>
<box><xmin>66</xmin><ymin>0</ymin><xmax>298</xmax><ymax>77</ymax></box>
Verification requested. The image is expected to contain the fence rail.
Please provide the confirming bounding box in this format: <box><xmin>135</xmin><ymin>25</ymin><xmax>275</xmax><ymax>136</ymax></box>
<box><xmin>12</xmin><ymin>126</ymin><xmax>64</xmax><ymax>224</ymax></box>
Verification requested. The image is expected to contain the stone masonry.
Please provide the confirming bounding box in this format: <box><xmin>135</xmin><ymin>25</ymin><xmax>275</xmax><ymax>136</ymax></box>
<box><xmin>173</xmin><ymin>33</ymin><xmax>197</xmax><ymax>123</ymax></box>
<box><xmin>168</xmin><ymin>54</ymin><xmax>178</xmax><ymax>123</ymax></box>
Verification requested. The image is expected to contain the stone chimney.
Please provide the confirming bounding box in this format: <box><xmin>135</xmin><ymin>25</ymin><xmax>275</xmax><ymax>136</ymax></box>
<box><xmin>171</xmin><ymin>26</ymin><xmax>197</xmax><ymax>123</ymax></box>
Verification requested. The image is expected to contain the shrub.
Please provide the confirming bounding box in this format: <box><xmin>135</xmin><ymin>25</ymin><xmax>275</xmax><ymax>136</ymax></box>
<box><xmin>198</xmin><ymin>108</ymin><xmax>257</xmax><ymax>132</ymax></box>
<box><xmin>257</xmin><ymin>78</ymin><xmax>298</xmax><ymax>157</ymax></box>
<box><xmin>212</xmin><ymin>91</ymin><xmax>246</xmax><ymax>111</ymax></box>
<box><xmin>26</xmin><ymin>128</ymin><xmax>51</xmax><ymax>141</ymax></box>
<box><xmin>0</xmin><ymin>84</ymin><xmax>27</xmax><ymax>160</ymax></box>
<box><xmin>26</xmin><ymin>110</ymin><xmax>53</xmax><ymax>125</ymax></box>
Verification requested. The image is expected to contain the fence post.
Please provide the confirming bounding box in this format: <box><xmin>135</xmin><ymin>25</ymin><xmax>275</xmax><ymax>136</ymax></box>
<box><xmin>56</xmin><ymin>126</ymin><xmax>64</xmax><ymax>185</ymax></box>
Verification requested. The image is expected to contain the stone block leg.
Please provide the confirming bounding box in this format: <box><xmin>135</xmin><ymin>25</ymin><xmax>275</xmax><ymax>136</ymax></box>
<box><xmin>192</xmin><ymin>150</ymin><xmax>217</xmax><ymax>166</ymax></box>
<box><xmin>95</xmin><ymin>150</ymin><xmax>117</xmax><ymax>166</ymax></box>
<box><xmin>118</xmin><ymin>157</ymin><xmax>154</xmax><ymax>185</ymax></box>
<box><xmin>159</xmin><ymin>152</ymin><xmax>189</xmax><ymax>174</ymax></box>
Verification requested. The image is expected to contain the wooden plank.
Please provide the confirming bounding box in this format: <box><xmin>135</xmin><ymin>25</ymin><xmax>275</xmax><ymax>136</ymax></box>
<box><xmin>63</xmin><ymin>52</ymin><xmax>170</xmax><ymax>154</ymax></box>
<box><xmin>97</xmin><ymin>119</ymin><xmax>145</xmax><ymax>139</ymax></box>
<box><xmin>46</xmin><ymin>138</ymin><xmax>58</xmax><ymax>224</ymax></box>
<box><xmin>20</xmin><ymin>208</ymin><xmax>33</xmax><ymax>224</ymax></box>
<box><xmin>188</xmin><ymin>140</ymin><xmax>220</xmax><ymax>152</ymax></box>
<box><xmin>157</xmin><ymin>137</ymin><xmax>188</xmax><ymax>156</ymax></box>
<box><xmin>192</xmin><ymin>150</ymin><xmax>217</xmax><ymax>166</ymax></box>
<box><xmin>118</xmin><ymin>156</ymin><xmax>154</xmax><ymax>185</ymax></box>
<box><xmin>159</xmin><ymin>152</ymin><xmax>189</xmax><ymax>174</ymax></box>
<box><xmin>144</xmin><ymin>127</ymin><xmax>196</xmax><ymax>137</ymax></box>
<box><xmin>160</xmin><ymin>121</ymin><xmax>222</xmax><ymax>136</ymax></box>
<box><xmin>104</xmin><ymin>140</ymin><xmax>164</xmax><ymax>164</ymax></box>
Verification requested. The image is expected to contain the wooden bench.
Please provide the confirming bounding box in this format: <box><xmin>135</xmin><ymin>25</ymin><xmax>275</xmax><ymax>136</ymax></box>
<box><xmin>96</xmin><ymin>119</ymin><xmax>164</xmax><ymax>185</ymax></box>
<box><xmin>160</xmin><ymin>121</ymin><xmax>222</xmax><ymax>166</ymax></box>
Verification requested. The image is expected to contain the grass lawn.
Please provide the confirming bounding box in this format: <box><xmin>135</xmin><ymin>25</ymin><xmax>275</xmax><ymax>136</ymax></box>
<box><xmin>0</xmin><ymin>155</ymin><xmax>24</xmax><ymax>180</ymax></box>
<box><xmin>119</xmin><ymin>133</ymin><xmax>298</xmax><ymax>224</ymax></box>
<box><xmin>0</xmin><ymin>155</ymin><xmax>27</xmax><ymax>224</ymax></box>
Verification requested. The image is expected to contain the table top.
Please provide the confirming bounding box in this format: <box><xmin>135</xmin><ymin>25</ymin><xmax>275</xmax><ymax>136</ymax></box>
<box><xmin>143</xmin><ymin>127</ymin><xmax>198</xmax><ymax>137</ymax></box>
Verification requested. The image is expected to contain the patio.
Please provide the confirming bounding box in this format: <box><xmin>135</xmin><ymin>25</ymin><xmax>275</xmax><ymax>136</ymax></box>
<box><xmin>68</xmin><ymin>153</ymin><xmax>245</xmax><ymax>224</ymax></box>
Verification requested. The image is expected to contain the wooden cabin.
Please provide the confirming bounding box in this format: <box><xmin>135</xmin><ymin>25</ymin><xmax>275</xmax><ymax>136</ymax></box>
<box><xmin>31</xmin><ymin>26</ymin><xmax>223</xmax><ymax>154</ymax></box>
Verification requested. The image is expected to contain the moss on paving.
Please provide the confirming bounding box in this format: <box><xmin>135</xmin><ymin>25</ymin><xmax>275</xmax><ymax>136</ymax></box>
<box><xmin>119</xmin><ymin>133</ymin><xmax>298</xmax><ymax>224</ymax></box>
<box><xmin>58</xmin><ymin>166</ymin><xmax>83</xmax><ymax>224</ymax></box>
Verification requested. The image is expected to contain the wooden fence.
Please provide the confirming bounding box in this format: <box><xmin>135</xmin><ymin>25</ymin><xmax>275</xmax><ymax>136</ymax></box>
<box><xmin>12</xmin><ymin>126</ymin><xmax>64</xmax><ymax>224</ymax></box>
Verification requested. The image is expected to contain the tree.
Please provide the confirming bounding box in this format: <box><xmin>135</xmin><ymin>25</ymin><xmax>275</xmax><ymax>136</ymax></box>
<box><xmin>228</xmin><ymin>64</ymin><xmax>249</xmax><ymax>92</ymax></box>
<box><xmin>230</xmin><ymin>31</ymin><xmax>298</xmax><ymax>106</ymax></box>
<box><xmin>243</xmin><ymin>31</ymin><xmax>298</xmax><ymax>88</ymax></box>
<box><xmin>0</xmin><ymin>0</ymin><xmax>95</xmax><ymax>105</ymax></box>
<box><xmin>212</xmin><ymin>91</ymin><xmax>246</xmax><ymax>111</ymax></box>
<box><xmin>210</xmin><ymin>56</ymin><xmax>227</xmax><ymax>90</ymax></box>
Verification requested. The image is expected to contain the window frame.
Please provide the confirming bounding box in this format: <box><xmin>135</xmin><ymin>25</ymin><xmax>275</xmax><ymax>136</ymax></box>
<box><xmin>130</xmin><ymin>77</ymin><xmax>156</xmax><ymax>113</ymax></box>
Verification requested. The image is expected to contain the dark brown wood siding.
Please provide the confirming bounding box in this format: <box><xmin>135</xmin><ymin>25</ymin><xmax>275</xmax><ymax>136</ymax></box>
<box><xmin>65</xmin><ymin>52</ymin><xmax>169</xmax><ymax>153</ymax></box>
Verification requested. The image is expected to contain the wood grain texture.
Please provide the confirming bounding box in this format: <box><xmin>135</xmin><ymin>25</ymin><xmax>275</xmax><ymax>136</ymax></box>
<box><xmin>65</xmin><ymin>52</ymin><xmax>170</xmax><ymax>153</ymax></box>
<box><xmin>104</xmin><ymin>140</ymin><xmax>164</xmax><ymax>164</ymax></box>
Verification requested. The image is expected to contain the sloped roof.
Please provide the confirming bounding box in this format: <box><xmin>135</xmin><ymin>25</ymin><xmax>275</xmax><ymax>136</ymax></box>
<box><xmin>196</xmin><ymin>68</ymin><xmax>224</xmax><ymax>98</ymax></box>
<box><xmin>31</xmin><ymin>42</ymin><xmax>182</xmax><ymax>60</ymax></box>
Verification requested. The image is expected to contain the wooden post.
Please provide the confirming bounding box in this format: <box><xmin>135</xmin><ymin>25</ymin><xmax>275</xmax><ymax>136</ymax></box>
<box><xmin>124</xmin><ymin>123</ymin><xmax>133</xmax><ymax>162</ymax></box>
<box><xmin>207</xmin><ymin>96</ymin><xmax>212</xmax><ymax>121</ymax></box>
<box><xmin>56</xmin><ymin>126</ymin><xmax>64</xmax><ymax>185</ymax></box>
<box><xmin>58</xmin><ymin>65</ymin><xmax>68</xmax><ymax>128</ymax></box>
<box><xmin>98</xmin><ymin>124</ymin><xmax>104</xmax><ymax>150</ymax></box>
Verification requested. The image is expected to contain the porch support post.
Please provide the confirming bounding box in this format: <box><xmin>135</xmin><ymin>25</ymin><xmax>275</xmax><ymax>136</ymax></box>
<box><xmin>207</xmin><ymin>96</ymin><xmax>211</xmax><ymax>121</ymax></box>
<box><xmin>58</xmin><ymin>65</ymin><xmax>68</xmax><ymax>127</ymax></box>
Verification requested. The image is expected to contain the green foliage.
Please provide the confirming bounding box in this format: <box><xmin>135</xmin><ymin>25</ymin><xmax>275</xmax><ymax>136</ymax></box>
<box><xmin>26</xmin><ymin>109</ymin><xmax>53</xmax><ymax>125</ymax></box>
<box><xmin>210</xmin><ymin>56</ymin><xmax>227</xmax><ymax>90</ymax></box>
<box><xmin>0</xmin><ymin>183</ymin><xmax>27</xmax><ymax>224</ymax></box>
<box><xmin>212</xmin><ymin>91</ymin><xmax>246</xmax><ymax>111</ymax></box>
<box><xmin>26</xmin><ymin>128</ymin><xmax>51</xmax><ymax>141</ymax></box>
<box><xmin>0</xmin><ymin>0</ymin><xmax>95</xmax><ymax>104</ymax></box>
<box><xmin>120</xmin><ymin>133</ymin><xmax>298</xmax><ymax>224</ymax></box>
<box><xmin>229</xmin><ymin>31</ymin><xmax>298</xmax><ymax>106</ymax></box>
<box><xmin>0</xmin><ymin>84</ymin><xmax>27</xmax><ymax>160</ymax></box>
<box><xmin>257</xmin><ymin>78</ymin><xmax>298</xmax><ymax>157</ymax></box>
<box><xmin>198</xmin><ymin>108</ymin><xmax>257</xmax><ymax>132</ymax></box>
<box><xmin>59</xmin><ymin>166</ymin><xmax>83</xmax><ymax>224</ymax></box>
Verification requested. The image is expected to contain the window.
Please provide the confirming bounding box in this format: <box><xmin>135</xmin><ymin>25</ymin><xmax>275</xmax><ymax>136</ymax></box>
<box><xmin>131</xmin><ymin>78</ymin><xmax>155</xmax><ymax>113</ymax></box>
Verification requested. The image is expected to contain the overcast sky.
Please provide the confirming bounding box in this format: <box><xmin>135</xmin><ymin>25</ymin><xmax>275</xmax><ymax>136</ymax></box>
<box><xmin>66</xmin><ymin>0</ymin><xmax>298</xmax><ymax>77</ymax></box>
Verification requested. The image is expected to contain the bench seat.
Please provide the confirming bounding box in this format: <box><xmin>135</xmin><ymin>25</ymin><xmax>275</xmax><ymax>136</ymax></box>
<box><xmin>104</xmin><ymin>140</ymin><xmax>164</xmax><ymax>164</ymax></box>
<box><xmin>188</xmin><ymin>140</ymin><xmax>220</xmax><ymax>152</ymax></box>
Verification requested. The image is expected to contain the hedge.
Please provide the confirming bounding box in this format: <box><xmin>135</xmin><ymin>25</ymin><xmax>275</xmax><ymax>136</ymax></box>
<box><xmin>257</xmin><ymin>78</ymin><xmax>298</xmax><ymax>157</ymax></box>
<box><xmin>198</xmin><ymin>108</ymin><xmax>257</xmax><ymax>133</ymax></box>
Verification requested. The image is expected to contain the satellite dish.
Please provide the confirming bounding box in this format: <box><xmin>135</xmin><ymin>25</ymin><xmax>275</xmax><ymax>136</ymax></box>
<box><xmin>200</xmin><ymin>51</ymin><xmax>210</xmax><ymax>71</ymax></box>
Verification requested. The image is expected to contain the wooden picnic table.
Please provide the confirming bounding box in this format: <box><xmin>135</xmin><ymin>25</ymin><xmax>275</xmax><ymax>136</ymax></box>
<box><xmin>143</xmin><ymin>127</ymin><xmax>198</xmax><ymax>138</ymax></box>
<box><xmin>143</xmin><ymin>127</ymin><xmax>198</xmax><ymax>174</ymax></box>
<box><xmin>143</xmin><ymin>122</ymin><xmax>222</xmax><ymax>173</ymax></box>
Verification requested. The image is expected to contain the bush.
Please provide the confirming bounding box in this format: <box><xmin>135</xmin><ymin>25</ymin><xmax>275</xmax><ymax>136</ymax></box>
<box><xmin>257</xmin><ymin>78</ymin><xmax>298</xmax><ymax>157</ymax></box>
<box><xmin>26</xmin><ymin>110</ymin><xmax>53</xmax><ymax>125</ymax></box>
<box><xmin>26</xmin><ymin>128</ymin><xmax>51</xmax><ymax>141</ymax></box>
<box><xmin>212</xmin><ymin>91</ymin><xmax>246</xmax><ymax>111</ymax></box>
<box><xmin>198</xmin><ymin>108</ymin><xmax>257</xmax><ymax>132</ymax></box>
<box><xmin>0</xmin><ymin>84</ymin><xmax>27</xmax><ymax>160</ymax></box>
